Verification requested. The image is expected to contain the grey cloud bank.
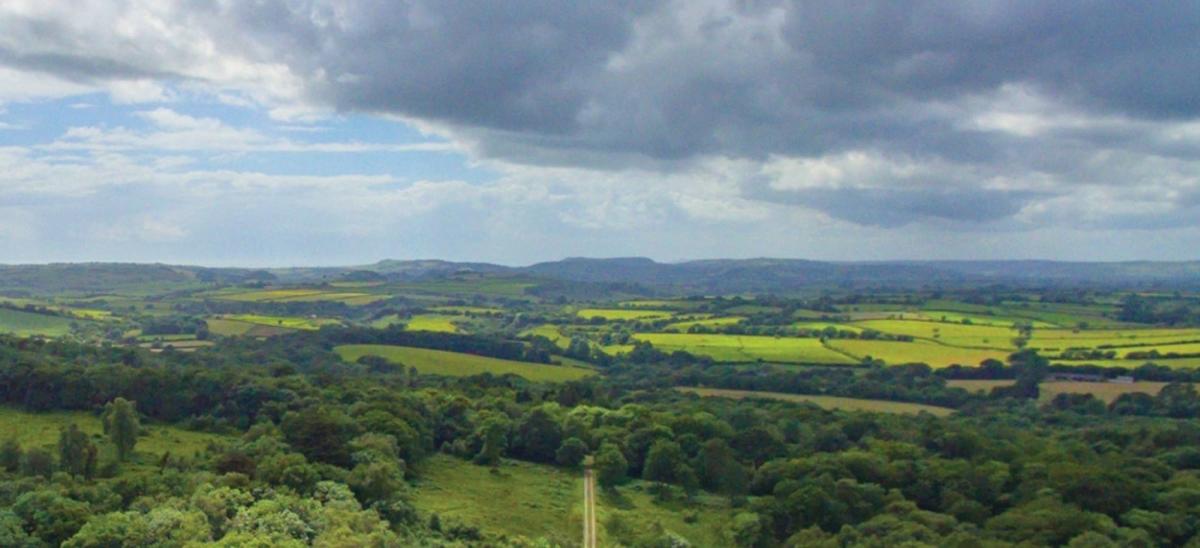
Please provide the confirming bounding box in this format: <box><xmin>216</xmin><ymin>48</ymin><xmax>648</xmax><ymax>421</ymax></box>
<box><xmin>0</xmin><ymin>1</ymin><xmax>1198</xmax><ymax>262</ymax></box>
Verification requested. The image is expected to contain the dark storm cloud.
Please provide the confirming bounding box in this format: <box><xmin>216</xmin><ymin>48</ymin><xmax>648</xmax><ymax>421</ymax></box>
<box><xmin>781</xmin><ymin>1</ymin><xmax>1200</xmax><ymax>119</ymax></box>
<box><xmin>205</xmin><ymin>0</ymin><xmax>1200</xmax><ymax>160</ymax></box>
<box><xmin>0</xmin><ymin>46</ymin><xmax>173</xmax><ymax>82</ymax></box>
<box><xmin>209</xmin><ymin>1</ymin><xmax>659</xmax><ymax>133</ymax></box>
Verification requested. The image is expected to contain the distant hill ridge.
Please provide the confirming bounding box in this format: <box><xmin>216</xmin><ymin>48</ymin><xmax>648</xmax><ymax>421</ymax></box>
<box><xmin>1</xmin><ymin>258</ymin><xmax>1198</xmax><ymax>294</ymax></box>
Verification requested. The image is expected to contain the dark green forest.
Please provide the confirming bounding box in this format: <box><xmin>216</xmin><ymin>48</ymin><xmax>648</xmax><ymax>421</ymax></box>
<box><xmin>3</xmin><ymin>328</ymin><xmax>1200</xmax><ymax>546</ymax></box>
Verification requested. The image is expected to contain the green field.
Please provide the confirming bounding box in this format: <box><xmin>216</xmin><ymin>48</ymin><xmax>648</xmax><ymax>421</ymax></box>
<box><xmin>596</xmin><ymin>480</ymin><xmax>735</xmax><ymax>546</ymax></box>
<box><xmin>412</xmin><ymin>455</ymin><xmax>581</xmax><ymax>545</ymax></box>
<box><xmin>1029</xmin><ymin>328</ymin><xmax>1200</xmax><ymax>351</ymax></box>
<box><xmin>0</xmin><ymin>307</ymin><xmax>81</xmax><ymax>336</ymax></box>
<box><xmin>947</xmin><ymin>380</ymin><xmax>1174</xmax><ymax>404</ymax></box>
<box><xmin>392</xmin><ymin>278</ymin><xmax>536</xmax><ymax>297</ymax></box>
<box><xmin>206</xmin><ymin>318</ymin><xmax>296</xmax><ymax>337</ymax></box>
<box><xmin>221</xmin><ymin>314</ymin><xmax>340</xmax><ymax>331</ymax></box>
<box><xmin>679</xmin><ymin>387</ymin><xmax>956</xmax><ymax>416</ymax></box>
<box><xmin>633</xmin><ymin>333</ymin><xmax>857</xmax><ymax>364</ymax></box>
<box><xmin>214</xmin><ymin>288</ymin><xmax>327</xmax><ymax>301</ymax></box>
<box><xmin>853</xmin><ymin>319</ymin><xmax>1018</xmax><ymax>349</ymax></box>
<box><xmin>0</xmin><ymin>406</ymin><xmax>230</xmax><ymax>464</ymax></box>
<box><xmin>664</xmin><ymin>316</ymin><xmax>744</xmax><ymax>331</ymax></box>
<box><xmin>578</xmin><ymin>308</ymin><xmax>674</xmax><ymax>321</ymax></box>
<box><xmin>920</xmin><ymin>299</ymin><xmax>1125</xmax><ymax>328</ymax></box>
<box><xmin>404</xmin><ymin>314</ymin><xmax>462</xmax><ymax>333</ymax></box>
<box><xmin>1106</xmin><ymin>341</ymin><xmax>1200</xmax><ymax>358</ymax></box>
<box><xmin>521</xmin><ymin>325</ymin><xmax>571</xmax><ymax>349</ymax></box>
<box><xmin>272</xmin><ymin>291</ymin><xmax>388</xmax><ymax>305</ymax></box>
<box><xmin>334</xmin><ymin>345</ymin><xmax>595</xmax><ymax>382</ymax></box>
<box><xmin>724</xmin><ymin>304</ymin><xmax>781</xmax><ymax>315</ymax></box>
<box><xmin>793</xmin><ymin>321</ymin><xmax>864</xmax><ymax>333</ymax></box>
<box><xmin>429</xmin><ymin>306</ymin><xmax>503</xmax><ymax>315</ymax></box>
<box><xmin>620</xmin><ymin>299</ymin><xmax>705</xmax><ymax>310</ymax></box>
<box><xmin>412</xmin><ymin>454</ymin><xmax>733</xmax><ymax>546</ymax></box>
<box><xmin>212</xmin><ymin>288</ymin><xmax>387</xmax><ymax>305</ymax></box>
<box><xmin>826</xmin><ymin>339</ymin><xmax>1007</xmax><ymax>368</ymax></box>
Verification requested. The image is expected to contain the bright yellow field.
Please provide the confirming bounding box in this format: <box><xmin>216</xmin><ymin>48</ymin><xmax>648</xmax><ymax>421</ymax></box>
<box><xmin>214</xmin><ymin>288</ymin><xmax>387</xmax><ymax>305</ymax></box>
<box><xmin>853</xmin><ymin>320</ymin><xmax>1018</xmax><ymax>349</ymax></box>
<box><xmin>222</xmin><ymin>314</ymin><xmax>340</xmax><ymax>330</ymax></box>
<box><xmin>577</xmin><ymin>308</ymin><xmax>674</xmax><ymax>321</ymax></box>
<box><xmin>678</xmin><ymin>387</ymin><xmax>955</xmax><ymax>416</ymax></box>
<box><xmin>826</xmin><ymin>339</ymin><xmax>1007</xmax><ymax>368</ymax></box>
<box><xmin>1097</xmin><ymin>342</ymin><xmax>1200</xmax><ymax>358</ymax></box>
<box><xmin>206</xmin><ymin>318</ymin><xmax>255</xmax><ymax>336</ymax></box>
<box><xmin>405</xmin><ymin>315</ymin><xmax>461</xmax><ymax>333</ymax></box>
<box><xmin>217</xmin><ymin>289</ymin><xmax>326</xmax><ymax>301</ymax></box>
<box><xmin>633</xmin><ymin>333</ymin><xmax>857</xmax><ymax>364</ymax></box>
<box><xmin>1029</xmin><ymin>328</ymin><xmax>1200</xmax><ymax>350</ymax></box>
<box><xmin>947</xmin><ymin>379</ymin><xmax>1173</xmax><ymax>404</ymax></box>
<box><xmin>521</xmin><ymin>325</ymin><xmax>571</xmax><ymax>349</ymax></box>
<box><xmin>334</xmin><ymin>345</ymin><xmax>594</xmax><ymax>382</ymax></box>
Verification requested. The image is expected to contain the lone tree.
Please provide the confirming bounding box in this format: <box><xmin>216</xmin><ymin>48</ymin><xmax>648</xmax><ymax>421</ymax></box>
<box><xmin>594</xmin><ymin>442</ymin><xmax>628</xmax><ymax>488</ymax></box>
<box><xmin>473</xmin><ymin>418</ymin><xmax>508</xmax><ymax>467</ymax></box>
<box><xmin>102</xmin><ymin>398</ymin><xmax>140</xmax><ymax>462</ymax></box>
<box><xmin>0</xmin><ymin>438</ymin><xmax>21</xmax><ymax>472</ymax></box>
<box><xmin>57</xmin><ymin>424</ymin><xmax>97</xmax><ymax>478</ymax></box>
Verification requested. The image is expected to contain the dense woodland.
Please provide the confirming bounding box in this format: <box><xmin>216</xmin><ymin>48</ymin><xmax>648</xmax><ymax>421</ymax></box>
<box><xmin>3</xmin><ymin>327</ymin><xmax>1200</xmax><ymax>546</ymax></box>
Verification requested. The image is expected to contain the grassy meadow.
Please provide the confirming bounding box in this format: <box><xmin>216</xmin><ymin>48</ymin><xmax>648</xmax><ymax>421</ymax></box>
<box><xmin>412</xmin><ymin>455</ymin><xmax>581</xmax><ymax>545</ymax></box>
<box><xmin>522</xmin><ymin>325</ymin><xmax>572</xmax><ymax>349</ymax></box>
<box><xmin>852</xmin><ymin>319</ymin><xmax>1019</xmax><ymax>349</ymax></box>
<box><xmin>595</xmin><ymin>480</ymin><xmax>735</xmax><ymax>546</ymax></box>
<box><xmin>404</xmin><ymin>314</ymin><xmax>462</xmax><ymax>333</ymax></box>
<box><xmin>221</xmin><ymin>314</ymin><xmax>341</xmax><ymax>331</ymax></box>
<box><xmin>334</xmin><ymin>344</ymin><xmax>595</xmax><ymax>382</ymax></box>
<box><xmin>633</xmin><ymin>333</ymin><xmax>858</xmax><ymax>365</ymax></box>
<box><xmin>578</xmin><ymin>308</ymin><xmax>674</xmax><ymax>321</ymax></box>
<box><xmin>793</xmin><ymin>322</ymin><xmax>865</xmax><ymax>333</ymax></box>
<box><xmin>412</xmin><ymin>454</ymin><xmax>735</xmax><ymax>546</ymax></box>
<box><xmin>429</xmin><ymin>306</ymin><xmax>503</xmax><ymax>315</ymax></box>
<box><xmin>664</xmin><ymin>316</ymin><xmax>744</xmax><ymax>331</ymax></box>
<box><xmin>826</xmin><ymin>339</ymin><xmax>1007</xmax><ymax>368</ymax></box>
<box><xmin>0</xmin><ymin>406</ymin><xmax>229</xmax><ymax>465</ymax></box>
<box><xmin>0</xmin><ymin>308</ymin><xmax>80</xmax><ymax>337</ymax></box>
<box><xmin>206</xmin><ymin>318</ymin><xmax>295</xmax><ymax>337</ymax></box>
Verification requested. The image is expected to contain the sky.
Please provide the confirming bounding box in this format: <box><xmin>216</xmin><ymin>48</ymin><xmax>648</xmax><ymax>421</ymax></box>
<box><xmin>1</xmin><ymin>1</ymin><xmax>1199</xmax><ymax>266</ymax></box>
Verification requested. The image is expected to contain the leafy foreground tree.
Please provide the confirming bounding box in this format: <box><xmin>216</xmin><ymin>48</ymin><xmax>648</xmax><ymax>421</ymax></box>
<box><xmin>594</xmin><ymin>442</ymin><xmax>628</xmax><ymax>488</ymax></box>
<box><xmin>101</xmin><ymin>398</ymin><xmax>139</xmax><ymax>462</ymax></box>
<box><xmin>57</xmin><ymin>424</ymin><xmax>97</xmax><ymax>478</ymax></box>
<box><xmin>0</xmin><ymin>438</ymin><xmax>19</xmax><ymax>473</ymax></box>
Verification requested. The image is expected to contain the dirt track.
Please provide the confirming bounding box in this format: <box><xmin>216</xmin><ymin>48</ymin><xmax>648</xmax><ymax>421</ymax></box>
<box><xmin>583</xmin><ymin>467</ymin><xmax>597</xmax><ymax>548</ymax></box>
